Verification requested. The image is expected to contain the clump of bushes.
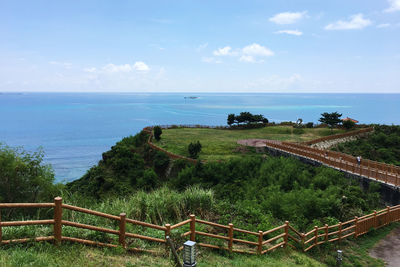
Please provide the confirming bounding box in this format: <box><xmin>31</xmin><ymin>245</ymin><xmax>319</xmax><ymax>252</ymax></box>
<box><xmin>153</xmin><ymin>126</ymin><xmax>162</xmax><ymax>141</ymax></box>
<box><xmin>188</xmin><ymin>141</ymin><xmax>202</xmax><ymax>159</ymax></box>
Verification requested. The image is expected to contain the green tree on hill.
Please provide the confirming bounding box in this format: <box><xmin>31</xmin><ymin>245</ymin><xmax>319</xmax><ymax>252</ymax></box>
<box><xmin>153</xmin><ymin>126</ymin><xmax>162</xmax><ymax>141</ymax></box>
<box><xmin>227</xmin><ymin>113</ymin><xmax>236</xmax><ymax>126</ymax></box>
<box><xmin>0</xmin><ymin>145</ymin><xmax>61</xmax><ymax>219</ymax></box>
<box><xmin>343</xmin><ymin>120</ymin><xmax>356</xmax><ymax>130</ymax></box>
<box><xmin>188</xmin><ymin>141</ymin><xmax>202</xmax><ymax>159</ymax></box>
<box><xmin>319</xmin><ymin>112</ymin><xmax>342</xmax><ymax>131</ymax></box>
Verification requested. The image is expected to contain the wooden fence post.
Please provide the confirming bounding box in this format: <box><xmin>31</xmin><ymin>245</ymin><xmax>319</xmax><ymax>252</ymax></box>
<box><xmin>54</xmin><ymin>197</ymin><xmax>62</xmax><ymax>245</ymax></box>
<box><xmin>301</xmin><ymin>233</ymin><xmax>305</xmax><ymax>251</ymax></box>
<box><xmin>190</xmin><ymin>215</ymin><xmax>196</xmax><ymax>242</ymax></box>
<box><xmin>228</xmin><ymin>223</ymin><xmax>233</xmax><ymax>253</ymax></box>
<box><xmin>386</xmin><ymin>206</ymin><xmax>391</xmax><ymax>225</ymax></box>
<box><xmin>314</xmin><ymin>226</ymin><xmax>318</xmax><ymax>246</ymax></box>
<box><xmin>119</xmin><ymin>213</ymin><xmax>126</xmax><ymax>248</ymax></box>
<box><xmin>165</xmin><ymin>223</ymin><xmax>171</xmax><ymax>243</ymax></box>
<box><xmin>354</xmin><ymin>216</ymin><xmax>358</xmax><ymax>238</ymax></box>
<box><xmin>257</xmin><ymin>231</ymin><xmax>263</xmax><ymax>254</ymax></box>
<box><xmin>324</xmin><ymin>224</ymin><xmax>328</xmax><ymax>242</ymax></box>
<box><xmin>284</xmin><ymin>221</ymin><xmax>289</xmax><ymax>248</ymax></box>
<box><xmin>338</xmin><ymin>222</ymin><xmax>342</xmax><ymax>242</ymax></box>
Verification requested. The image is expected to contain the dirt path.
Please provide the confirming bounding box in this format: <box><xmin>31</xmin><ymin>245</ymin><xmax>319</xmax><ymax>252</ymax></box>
<box><xmin>370</xmin><ymin>227</ymin><xmax>400</xmax><ymax>266</ymax></box>
<box><xmin>237</xmin><ymin>139</ymin><xmax>269</xmax><ymax>147</ymax></box>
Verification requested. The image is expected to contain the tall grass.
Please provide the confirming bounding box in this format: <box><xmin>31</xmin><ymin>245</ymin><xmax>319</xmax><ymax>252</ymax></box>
<box><xmin>2</xmin><ymin>186</ymin><xmax>216</xmax><ymax>247</ymax></box>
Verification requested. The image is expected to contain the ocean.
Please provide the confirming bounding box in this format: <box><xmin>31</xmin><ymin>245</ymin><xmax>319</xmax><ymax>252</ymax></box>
<box><xmin>0</xmin><ymin>93</ymin><xmax>399</xmax><ymax>183</ymax></box>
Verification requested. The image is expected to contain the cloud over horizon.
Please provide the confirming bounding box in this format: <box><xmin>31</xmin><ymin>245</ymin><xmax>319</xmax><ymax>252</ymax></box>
<box><xmin>325</xmin><ymin>14</ymin><xmax>372</xmax><ymax>30</ymax></box>
<box><xmin>275</xmin><ymin>30</ymin><xmax>303</xmax><ymax>36</ymax></box>
<box><xmin>269</xmin><ymin>11</ymin><xmax>307</xmax><ymax>24</ymax></box>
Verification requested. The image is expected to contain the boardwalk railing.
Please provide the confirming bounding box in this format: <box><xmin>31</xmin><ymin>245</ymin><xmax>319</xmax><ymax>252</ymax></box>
<box><xmin>265</xmin><ymin>140</ymin><xmax>400</xmax><ymax>187</ymax></box>
<box><xmin>1</xmin><ymin>198</ymin><xmax>400</xmax><ymax>255</ymax></box>
<box><xmin>302</xmin><ymin>127</ymin><xmax>374</xmax><ymax>146</ymax></box>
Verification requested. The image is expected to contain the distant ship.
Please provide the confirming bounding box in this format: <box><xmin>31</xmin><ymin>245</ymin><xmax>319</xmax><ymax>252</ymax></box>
<box><xmin>184</xmin><ymin>96</ymin><xmax>198</xmax><ymax>99</ymax></box>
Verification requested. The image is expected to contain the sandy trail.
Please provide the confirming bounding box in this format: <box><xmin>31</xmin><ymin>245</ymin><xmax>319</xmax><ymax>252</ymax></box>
<box><xmin>369</xmin><ymin>227</ymin><xmax>400</xmax><ymax>267</ymax></box>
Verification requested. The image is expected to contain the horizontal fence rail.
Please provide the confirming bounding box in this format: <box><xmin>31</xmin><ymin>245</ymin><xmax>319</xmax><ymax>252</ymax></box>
<box><xmin>302</xmin><ymin>127</ymin><xmax>374</xmax><ymax>146</ymax></box>
<box><xmin>1</xmin><ymin>198</ymin><xmax>400</xmax><ymax>256</ymax></box>
<box><xmin>265</xmin><ymin>140</ymin><xmax>400</xmax><ymax>187</ymax></box>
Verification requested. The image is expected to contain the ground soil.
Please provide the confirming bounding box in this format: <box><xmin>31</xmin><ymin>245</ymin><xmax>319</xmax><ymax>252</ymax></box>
<box><xmin>370</xmin><ymin>227</ymin><xmax>400</xmax><ymax>267</ymax></box>
<box><xmin>237</xmin><ymin>139</ymin><xmax>269</xmax><ymax>147</ymax></box>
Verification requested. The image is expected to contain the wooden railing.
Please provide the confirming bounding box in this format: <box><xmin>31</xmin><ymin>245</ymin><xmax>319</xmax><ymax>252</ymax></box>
<box><xmin>265</xmin><ymin>140</ymin><xmax>400</xmax><ymax>187</ymax></box>
<box><xmin>143</xmin><ymin>127</ymin><xmax>198</xmax><ymax>164</ymax></box>
<box><xmin>302</xmin><ymin>127</ymin><xmax>374</xmax><ymax>146</ymax></box>
<box><xmin>1</xmin><ymin>198</ymin><xmax>400</xmax><ymax>255</ymax></box>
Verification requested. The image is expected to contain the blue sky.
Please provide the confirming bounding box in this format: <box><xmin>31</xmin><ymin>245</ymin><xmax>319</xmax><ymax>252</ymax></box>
<box><xmin>1</xmin><ymin>0</ymin><xmax>399</xmax><ymax>92</ymax></box>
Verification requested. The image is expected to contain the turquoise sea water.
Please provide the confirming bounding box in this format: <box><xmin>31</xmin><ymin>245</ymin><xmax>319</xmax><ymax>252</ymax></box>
<box><xmin>0</xmin><ymin>93</ymin><xmax>399</xmax><ymax>183</ymax></box>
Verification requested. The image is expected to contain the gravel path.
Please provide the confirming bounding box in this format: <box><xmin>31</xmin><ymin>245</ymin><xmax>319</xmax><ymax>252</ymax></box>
<box><xmin>370</xmin><ymin>227</ymin><xmax>400</xmax><ymax>267</ymax></box>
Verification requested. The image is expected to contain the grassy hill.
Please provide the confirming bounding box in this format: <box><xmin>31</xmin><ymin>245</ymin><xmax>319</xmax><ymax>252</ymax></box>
<box><xmin>154</xmin><ymin>126</ymin><xmax>345</xmax><ymax>161</ymax></box>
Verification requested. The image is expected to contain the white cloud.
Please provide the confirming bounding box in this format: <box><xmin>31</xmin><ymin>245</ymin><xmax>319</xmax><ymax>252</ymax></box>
<box><xmin>325</xmin><ymin>14</ymin><xmax>372</xmax><ymax>30</ymax></box>
<box><xmin>49</xmin><ymin>61</ymin><xmax>72</xmax><ymax>69</ymax></box>
<box><xmin>239</xmin><ymin>55</ymin><xmax>256</xmax><ymax>63</ymax></box>
<box><xmin>84</xmin><ymin>67</ymin><xmax>97</xmax><ymax>73</ymax></box>
<box><xmin>385</xmin><ymin>0</ymin><xmax>400</xmax><ymax>12</ymax></box>
<box><xmin>242</xmin><ymin>43</ymin><xmax>274</xmax><ymax>57</ymax></box>
<box><xmin>275</xmin><ymin>30</ymin><xmax>303</xmax><ymax>36</ymax></box>
<box><xmin>213</xmin><ymin>46</ymin><xmax>233</xmax><ymax>56</ymax></box>
<box><xmin>269</xmin><ymin>11</ymin><xmax>307</xmax><ymax>24</ymax></box>
<box><xmin>103</xmin><ymin>64</ymin><xmax>132</xmax><ymax>73</ymax></box>
<box><xmin>202</xmin><ymin>57</ymin><xmax>222</xmax><ymax>64</ymax></box>
<box><xmin>377</xmin><ymin>23</ymin><xmax>391</xmax><ymax>28</ymax></box>
<box><xmin>208</xmin><ymin>43</ymin><xmax>273</xmax><ymax>64</ymax></box>
<box><xmin>196</xmin><ymin>43</ymin><xmax>208</xmax><ymax>52</ymax></box>
<box><xmin>133</xmin><ymin>61</ymin><xmax>150</xmax><ymax>71</ymax></box>
<box><xmin>101</xmin><ymin>62</ymin><xmax>150</xmax><ymax>73</ymax></box>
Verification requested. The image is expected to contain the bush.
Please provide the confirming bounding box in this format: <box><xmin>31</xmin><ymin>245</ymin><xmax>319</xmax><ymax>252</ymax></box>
<box><xmin>153</xmin><ymin>126</ymin><xmax>162</xmax><ymax>141</ymax></box>
<box><xmin>343</xmin><ymin>120</ymin><xmax>356</xmax><ymax>130</ymax></box>
<box><xmin>0</xmin><ymin>145</ymin><xmax>61</xmax><ymax>220</ymax></box>
<box><xmin>293</xmin><ymin>128</ymin><xmax>305</xmax><ymax>134</ymax></box>
<box><xmin>153</xmin><ymin>151</ymin><xmax>170</xmax><ymax>176</ymax></box>
<box><xmin>188</xmin><ymin>141</ymin><xmax>202</xmax><ymax>159</ymax></box>
<box><xmin>306</xmin><ymin>122</ymin><xmax>314</xmax><ymax>128</ymax></box>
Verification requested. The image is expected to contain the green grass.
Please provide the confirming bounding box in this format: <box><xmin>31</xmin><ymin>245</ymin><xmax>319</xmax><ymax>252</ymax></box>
<box><xmin>308</xmin><ymin>222</ymin><xmax>400</xmax><ymax>267</ymax></box>
<box><xmin>155</xmin><ymin>126</ymin><xmax>345</xmax><ymax>161</ymax></box>
<box><xmin>0</xmin><ymin>242</ymin><xmax>323</xmax><ymax>267</ymax></box>
<box><xmin>1</xmin><ymin>224</ymin><xmax>397</xmax><ymax>267</ymax></box>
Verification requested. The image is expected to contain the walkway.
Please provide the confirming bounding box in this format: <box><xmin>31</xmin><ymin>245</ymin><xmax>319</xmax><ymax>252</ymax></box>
<box><xmin>238</xmin><ymin>139</ymin><xmax>400</xmax><ymax>188</ymax></box>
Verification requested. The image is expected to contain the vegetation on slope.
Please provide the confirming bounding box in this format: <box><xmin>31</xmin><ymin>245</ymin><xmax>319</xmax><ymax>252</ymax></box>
<box><xmin>155</xmin><ymin>126</ymin><xmax>345</xmax><ymax>161</ymax></box>
<box><xmin>65</xmin><ymin>131</ymin><xmax>381</xmax><ymax>233</ymax></box>
<box><xmin>332</xmin><ymin>125</ymin><xmax>400</xmax><ymax>166</ymax></box>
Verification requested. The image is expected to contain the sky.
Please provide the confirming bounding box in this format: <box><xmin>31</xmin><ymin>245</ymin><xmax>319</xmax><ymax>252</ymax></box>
<box><xmin>0</xmin><ymin>0</ymin><xmax>400</xmax><ymax>93</ymax></box>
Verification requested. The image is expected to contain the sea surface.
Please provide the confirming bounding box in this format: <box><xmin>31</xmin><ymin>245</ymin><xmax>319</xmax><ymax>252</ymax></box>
<box><xmin>0</xmin><ymin>93</ymin><xmax>399</xmax><ymax>183</ymax></box>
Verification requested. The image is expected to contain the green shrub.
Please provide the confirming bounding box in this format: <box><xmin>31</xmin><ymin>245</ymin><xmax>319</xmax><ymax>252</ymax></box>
<box><xmin>188</xmin><ymin>141</ymin><xmax>202</xmax><ymax>159</ymax></box>
<box><xmin>153</xmin><ymin>126</ymin><xmax>162</xmax><ymax>141</ymax></box>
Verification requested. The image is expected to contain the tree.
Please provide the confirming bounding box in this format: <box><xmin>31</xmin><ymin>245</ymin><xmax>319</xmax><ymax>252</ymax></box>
<box><xmin>0</xmin><ymin>145</ymin><xmax>60</xmax><ymax>219</ymax></box>
<box><xmin>342</xmin><ymin>120</ymin><xmax>356</xmax><ymax>130</ymax></box>
<box><xmin>319</xmin><ymin>112</ymin><xmax>342</xmax><ymax>131</ymax></box>
<box><xmin>228</xmin><ymin>112</ymin><xmax>268</xmax><ymax>126</ymax></box>
<box><xmin>188</xmin><ymin>141</ymin><xmax>202</xmax><ymax>159</ymax></box>
<box><xmin>153</xmin><ymin>126</ymin><xmax>162</xmax><ymax>141</ymax></box>
<box><xmin>227</xmin><ymin>114</ymin><xmax>236</xmax><ymax>126</ymax></box>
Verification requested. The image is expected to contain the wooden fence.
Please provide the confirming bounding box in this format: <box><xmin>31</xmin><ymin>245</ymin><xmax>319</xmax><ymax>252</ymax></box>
<box><xmin>1</xmin><ymin>198</ymin><xmax>400</xmax><ymax>256</ymax></box>
<box><xmin>143</xmin><ymin>127</ymin><xmax>198</xmax><ymax>164</ymax></box>
<box><xmin>302</xmin><ymin>127</ymin><xmax>374</xmax><ymax>146</ymax></box>
<box><xmin>265</xmin><ymin>140</ymin><xmax>400</xmax><ymax>187</ymax></box>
